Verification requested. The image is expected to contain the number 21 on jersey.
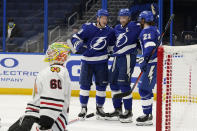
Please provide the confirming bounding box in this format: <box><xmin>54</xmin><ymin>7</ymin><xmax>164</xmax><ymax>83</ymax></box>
<box><xmin>143</xmin><ymin>33</ymin><xmax>151</xmax><ymax>40</ymax></box>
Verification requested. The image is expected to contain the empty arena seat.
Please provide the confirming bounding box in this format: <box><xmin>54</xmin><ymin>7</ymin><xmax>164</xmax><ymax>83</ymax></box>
<box><xmin>33</xmin><ymin>24</ymin><xmax>44</xmax><ymax>32</ymax></box>
<box><xmin>12</xmin><ymin>37</ymin><xmax>26</xmax><ymax>46</ymax></box>
<box><xmin>7</xmin><ymin>10</ymin><xmax>19</xmax><ymax>17</ymax></box>
<box><xmin>23</xmin><ymin>31</ymin><xmax>37</xmax><ymax>38</ymax></box>
<box><xmin>17</xmin><ymin>24</ymin><xmax>33</xmax><ymax>31</ymax></box>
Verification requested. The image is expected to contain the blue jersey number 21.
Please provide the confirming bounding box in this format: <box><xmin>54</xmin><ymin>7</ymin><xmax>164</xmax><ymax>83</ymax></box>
<box><xmin>143</xmin><ymin>33</ymin><xmax>151</xmax><ymax>40</ymax></box>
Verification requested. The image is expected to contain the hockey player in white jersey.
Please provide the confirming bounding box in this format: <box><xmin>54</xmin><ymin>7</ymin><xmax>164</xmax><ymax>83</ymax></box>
<box><xmin>8</xmin><ymin>42</ymin><xmax>71</xmax><ymax>131</ymax></box>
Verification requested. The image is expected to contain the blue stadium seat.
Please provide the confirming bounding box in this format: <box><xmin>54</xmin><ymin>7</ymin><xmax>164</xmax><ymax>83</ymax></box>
<box><xmin>16</xmin><ymin>3</ymin><xmax>31</xmax><ymax>9</ymax></box>
<box><xmin>7</xmin><ymin>3</ymin><xmax>17</xmax><ymax>9</ymax></box>
<box><xmin>48</xmin><ymin>17</ymin><xmax>56</xmax><ymax>25</ymax></box>
<box><xmin>14</xmin><ymin>17</ymin><xmax>28</xmax><ymax>24</ymax></box>
<box><xmin>7</xmin><ymin>10</ymin><xmax>19</xmax><ymax>17</ymax></box>
<box><xmin>18</xmin><ymin>10</ymin><xmax>34</xmax><ymax>17</ymax></box>
<box><xmin>33</xmin><ymin>24</ymin><xmax>43</xmax><ymax>32</ymax></box>
<box><xmin>29</xmin><ymin>18</ymin><xmax>42</xmax><ymax>24</ymax></box>
<box><xmin>48</xmin><ymin>4</ymin><xmax>59</xmax><ymax>10</ymax></box>
<box><xmin>17</xmin><ymin>24</ymin><xmax>33</xmax><ymax>31</ymax></box>
<box><xmin>30</xmin><ymin>3</ymin><xmax>44</xmax><ymax>10</ymax></box>
<box><xmin>23</xmin><ymin>31</ymin><xmax>37</xmax><ymax>38</ymax></box>
<box><xmin>13</xmin><ymin>37</ymin><xmax>26</xmax><ymax>46</ymax></box>
<box><xmin>51</xmin><ymin>11</ymin><xmax>66</xmax><ymax>18</ymax></box>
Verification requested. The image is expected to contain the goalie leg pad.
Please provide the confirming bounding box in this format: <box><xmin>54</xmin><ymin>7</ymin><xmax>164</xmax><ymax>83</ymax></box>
<box><xmin>8</xmin><ymin>116</ymin><xmax>39</xmax><ymax>131</ymax></box>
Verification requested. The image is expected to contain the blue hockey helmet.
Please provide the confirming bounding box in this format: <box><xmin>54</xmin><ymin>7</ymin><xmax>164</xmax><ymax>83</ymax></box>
<box><xmin>118</xmin><ymin>8</ymin><xmax>131</xmax><ymax>17</ymax></box>
<box><xmin>138</xmin><ymin>11</ymin><xmax>154</xmax><ymax>22</ymax></box>
<box><xmin>96</xmin><ymin>9</ymin><xmax>109</xmax><ymax>17</ymax></box>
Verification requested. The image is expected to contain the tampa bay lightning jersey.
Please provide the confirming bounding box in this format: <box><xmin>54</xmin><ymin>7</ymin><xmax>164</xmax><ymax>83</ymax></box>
<box><xmin>113</xmin><ymin>21</ymin><xmax>141</xmax><ymax>56</ymax></box>
<box><xmin>139</xmin><ymin>26</ymin><xmax>160</xmax><ymax>65</ymax></box>
<box><xmin>71</xmin><ymin>23</ymin><xmax>116</xmax><ymax>64</ymax></box>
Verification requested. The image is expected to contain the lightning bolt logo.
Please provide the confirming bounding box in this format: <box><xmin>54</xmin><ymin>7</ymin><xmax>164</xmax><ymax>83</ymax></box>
<box><xmin>90</xmin><ymin>37</ymin><xmax>106</xmax><ymax>50</ymax></box>
<box><xmin>148</xmin><ymin>66</ymin><xmax>155</xmax><ymax>82</ymax></box>
<box><xmin>116</xmin><ymin>33</ymin><xmax>128</xmax><ymax>47</ymax></box>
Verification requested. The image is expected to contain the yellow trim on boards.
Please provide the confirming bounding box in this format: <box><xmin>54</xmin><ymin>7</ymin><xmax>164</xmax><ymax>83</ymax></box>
<box><xmin>0</xmin><ymin>88</ymin><xmax>157</xmax><ymax>100</ymax></box>
<box><xmin>0</xmin><ymin>88</ymin><xmax>33</xmax><ymax>95</ymax></box>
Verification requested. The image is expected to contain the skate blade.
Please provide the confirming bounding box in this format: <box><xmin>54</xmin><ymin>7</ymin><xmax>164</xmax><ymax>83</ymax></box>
<box><xmin>105</xmin><ymin>116</ymin><xmax>119</xmax><ymax>121</ymax></box>
<box><xmin>96</xmin><ymin>115</ymin><xmax>106</xmax><ymax>120</ymax></box>
<box><xmin>78</xmin><ymin>117</ymin><xmax>86</xmax><ymax>121</ymax></box>
<box><xmin>136</xmin><ymin>121</ymin><xmax>153</xmax><ymax>126</ymax></box>
<box><xmin>119</xmin><ymin>118</ymin><xmax>133</xmax><ymax>123</ymax></box>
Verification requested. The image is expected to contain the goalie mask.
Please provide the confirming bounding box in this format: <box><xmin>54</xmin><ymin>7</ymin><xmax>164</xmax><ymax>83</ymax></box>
<box><xmin>44</xmin><ymin>42</ymin><xmax>71</xmax><ymax>65</ymax></box>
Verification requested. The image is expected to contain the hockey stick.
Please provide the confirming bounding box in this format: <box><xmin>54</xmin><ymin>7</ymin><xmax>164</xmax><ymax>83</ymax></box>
<box><xmin>113</xmin><ymin>14</ymin><xmax>175</xmax><ymax>99</ymax></box>
<box><xmin>68</xmin><ymin>113</ymin><xmax>95</xmax><ymax>125</ymax></box>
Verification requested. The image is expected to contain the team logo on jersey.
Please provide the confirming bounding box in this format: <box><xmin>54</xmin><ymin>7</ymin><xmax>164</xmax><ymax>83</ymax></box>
<box><xmin>51</xmin><ymin>67</ymin><xmax>61</xmax><ymax>73</ymax></box>
<box><xmin>90</xmin><ymin>37</ymin><xmax>107</xmax><ymax>50</ymax></box>
<box><xmin>116</xmin><ymin>33</ymin><xmax>128</xmax><ymax>47</ymax></box>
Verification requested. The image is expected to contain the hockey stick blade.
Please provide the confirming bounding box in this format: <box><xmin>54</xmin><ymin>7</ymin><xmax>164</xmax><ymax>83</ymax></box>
<box><xmin>113</xmin><ymin>14</ymin><xmax>175</xmax><ymax>99</ymax></box>
<box><xmin>86</xmin><ymin>113</ymin><xmax>95</xmax><ymax>118</ymax></box>
<box><xmin>68</xmin><ymin>113</ymin><xmax>95</xmax><ymax>125</ymax></box>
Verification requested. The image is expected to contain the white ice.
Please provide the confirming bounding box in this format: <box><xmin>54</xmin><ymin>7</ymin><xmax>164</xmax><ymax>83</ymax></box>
<box><xmin>0</xmin><ymin>95</ymin><xmax>156</xmax><ymax>131</ymax></box>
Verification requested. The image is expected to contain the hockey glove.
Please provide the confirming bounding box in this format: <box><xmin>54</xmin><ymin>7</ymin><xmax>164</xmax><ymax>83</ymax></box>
<box><xmin>74</xmin><ymin>41</ymin><xmax>87</xmax><ymax>54</ymax></box>
<box><xmin>138</xmin><ymin>57</ymin><xmax>148</xmax><ymax>72</ymax></box>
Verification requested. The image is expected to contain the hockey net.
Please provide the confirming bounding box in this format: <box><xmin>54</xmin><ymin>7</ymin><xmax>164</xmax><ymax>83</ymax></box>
<box><xmin>156</xmin><ymin>45</ymin><xmax>197</xmax><ymax>131</ymax></box>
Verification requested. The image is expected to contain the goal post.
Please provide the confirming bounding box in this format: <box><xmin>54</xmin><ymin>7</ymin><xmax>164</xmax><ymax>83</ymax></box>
<box><xmin>156</xmin><ymin>45</ymin><xmax>197</xmax><ymax>131</ymax></box>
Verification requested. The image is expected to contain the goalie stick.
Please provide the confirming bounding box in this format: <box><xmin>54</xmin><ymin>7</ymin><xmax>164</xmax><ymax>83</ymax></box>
<box><xmin>113</xmin><ymin>14</ymin><xmax>175</xmax><ymax>99</ymax></box>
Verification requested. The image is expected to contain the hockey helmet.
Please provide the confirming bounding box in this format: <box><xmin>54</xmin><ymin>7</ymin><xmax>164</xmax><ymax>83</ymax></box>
<box><xmin>44</xmin><ymin>42</ymin><xmax>71</xmax><ymax>65</ymax></box>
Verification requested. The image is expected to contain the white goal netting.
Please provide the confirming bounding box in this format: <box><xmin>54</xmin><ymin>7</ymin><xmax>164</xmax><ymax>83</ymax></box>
<box><xmin>156</xmin><ymin>45</ymin><xmax>197</xmax><ymax>131</ymax></box>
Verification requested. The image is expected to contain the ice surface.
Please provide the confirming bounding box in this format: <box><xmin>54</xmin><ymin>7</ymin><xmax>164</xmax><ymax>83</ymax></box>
<box><xmin>0</xmin><ymin>95</ymin><xmax>156</xmax><ymax>131</ymax></box>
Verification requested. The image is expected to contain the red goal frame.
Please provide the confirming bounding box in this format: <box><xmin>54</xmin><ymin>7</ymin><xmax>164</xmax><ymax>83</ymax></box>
<box><xmin>156</xmin><ymin>46</ymin><xmax>173</xmax><ymax>131</ymax></box>
<box><xmin>156</xmin><ymin>46</ymin><xmax>164</xmax><ymax>131</ymax></box>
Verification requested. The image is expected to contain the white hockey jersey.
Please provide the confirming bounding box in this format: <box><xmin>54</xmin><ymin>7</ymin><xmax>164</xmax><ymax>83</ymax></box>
<box><xmin>25</xmin><ymin>64</ymin><xmax>71</xmax><ymax>131</ymax></box>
